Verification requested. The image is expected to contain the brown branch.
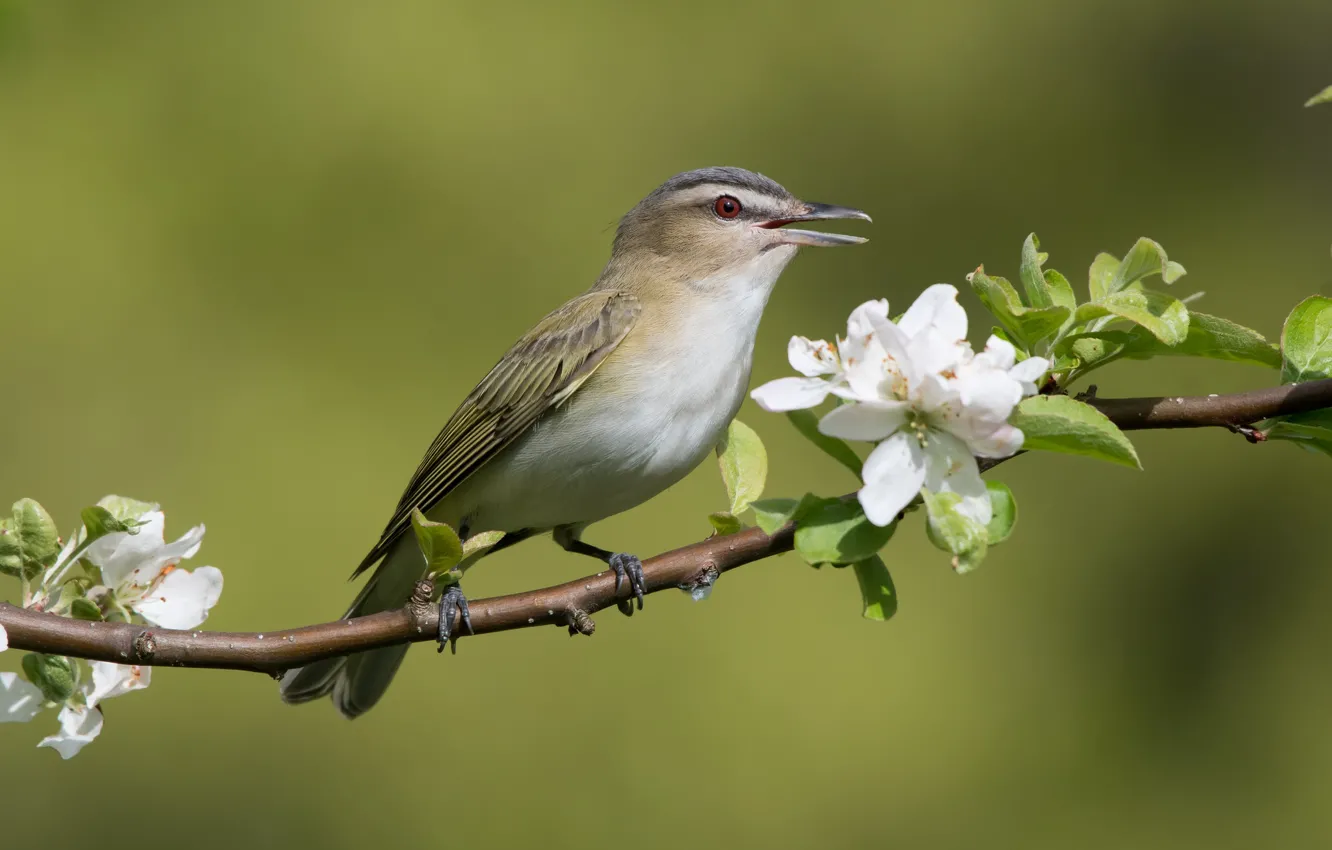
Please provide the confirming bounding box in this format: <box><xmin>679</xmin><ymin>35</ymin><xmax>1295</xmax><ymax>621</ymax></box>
<box><xmin>1087</xmin><ymin>378</ymin><xmax>1332</xmax><ymax>430</ymax></box>
<box><xmin>3</xmin><ymin>377</ymin><xmax>1331</xmax><ymax>673</ymax></box>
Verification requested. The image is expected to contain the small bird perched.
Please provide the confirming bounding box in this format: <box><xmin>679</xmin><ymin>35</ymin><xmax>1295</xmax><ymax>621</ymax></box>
<box><xmin>280</xmin><ymin>167</ymin><xmax>869</xmax><ymax>717</ymax></box>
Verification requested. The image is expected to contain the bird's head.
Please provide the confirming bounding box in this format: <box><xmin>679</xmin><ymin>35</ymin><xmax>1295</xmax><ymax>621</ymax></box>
<box><xmin>608</xmin><ymin>166</ymin><xmax>870</xmax><ymax>285</ymax></box>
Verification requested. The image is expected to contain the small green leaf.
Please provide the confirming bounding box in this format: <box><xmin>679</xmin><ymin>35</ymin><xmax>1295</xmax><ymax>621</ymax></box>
<box><xmin>1011</xmin><ymin>395</ymin><xmax>1141</xmax><ymax>468</ymax></box>
<box><xmin>1261</xmin><ymin>409</ymin><xmax>1332</xmax><ymax>459</ymax></box>
<box><xmin>1281</xmin><ymin>295</ymin><xmax>1332</xmax><ymax>383</ymax></box>
<box><xmin>1074</xmin><ymin>288</ymin><xmax>1190</xmax><ymax>345</ymax></box>
<box><xmin>1019</xmin><ymin>233</ymin><xmax>1053</xmax><ymax>308</ymax></box>
<box><xmin>409</xmin><ymin>508</ymin><xmax>463</xmax><ymax>578</ymax></box>
<box><xmin>785</xmin><ymin>410</ymin><xmax>862</xmax><ymax>478</ymax></box>
<box><xmin>1056</xmin><ymin>330</ymin><xmax>1134</xmax><ymax>373</ymax></box>
<box><xmin>750</xmin><ymin>493</ymin><xmax>826</xmax><ymax>536</ymax></box>
<box><xmin>461</xmin><ymin>530</ymin><xmax>506</xmax><ymax>559</ymax></box>
<box><xmin>1109</xmin><ymin>238</ymin><xmax>1186</xmax><ymax>296</ymax></box>
<box><xmin>95</xmin><ymin>495</ymin><xmax>158</xmax><ymax>523</ymax></box>
<box><xmin>970</xmin><ymin>269</ymin><xmax>1070</xmax><ymax>346</ymax></box>
<box><xmin>793</xmin><ymin>499</ymin><xmax>896</xmax><ymax>565</ymax></box>
<box><xmin>0</xmin><ymin>499</ymin><xmax>61</xmax><ymax>580</ymax></box>
<box><xmin>22</xmin><ymin>653</ymin><xmax>77</xmax><ymax>703</ymax></box>
<box><xmin>79</xmin><ymin>506</ymin><xmax>133</xmax><ymax>542</ymax></box>
<box><xmin>985</xmin><ymin>481</ymin><xmax>1017</xmax><ymax>544</ymax></box>
<box><xmin>70</xmin><ymin>597</ymin><xmax>104</xmax><ymax>621</ymax></box>
<box><xmin>1088</xmin><ymin>252</ymin><xmax>1119</xmax><ymax>302</ymax></box>
<box><xmin>852</xmin><ymin>556</ymin><xmax>897</xmax><ymax>621</ymax></box>
<box><xmin>1043</xmin><ymin>268</ymin><xmax>1077</xmax><ymax>312</ymax></box>
<box><xmin>1119</xmin><ymin>312</ymin><xmax>1281</xmax><ymax>368</ymax></box>
<box><xmin>1306</xmin><ymin>85</ymin><xmax>1332</xmax><ymax>107</ymax></box>
<box><xmin>922</xmin><ymin>490</ymin><xmax>988</xmax><ymax>573</ymax></box>
<box><xmin>716</xmin><ymin>418</ymin><xmax>768</xmax><ymax>515</ymax></box>
<box><xmin>708</xmin><ymin>512</ymin><xmax>744</xmax><ymax>535</ymax></box>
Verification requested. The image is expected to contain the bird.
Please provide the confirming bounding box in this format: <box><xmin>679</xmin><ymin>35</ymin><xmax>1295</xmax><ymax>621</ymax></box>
<box><xmin>279</xmin><ymin>166</ymin><xmax>869</xmax><ymax>717</ymax></box>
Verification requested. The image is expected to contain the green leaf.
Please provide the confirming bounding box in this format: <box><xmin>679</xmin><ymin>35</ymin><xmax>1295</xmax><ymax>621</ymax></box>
<box><xmin>22</xmin><ymin>653</ymin><xmax>77</xmax><ymax>703</ymax></box>
<box><xmin>1119</xmin><ymin>312</ymin><xmax>1281</xmax><ymax>368</ymax></box>
<box><xmin>922</xmin><ymin>490</ymin><xmax>988</xmax><ymax>573</ymax></box>
<box><xmin>985</xmin><ymin>481</ymin><xmax>1017</xmax><ymax>545</ymax></box>
<box><xmin>1019</xmin><ymin>233</ymin><xmax>1053</xmax><ymax>308</ymax></box>
<box><xmin>1261</xmin><ymin>409</ymin><xmax>1332</xmax><ymax>459</ymax></box>
<box><xmin>716</xmin><ymin>418</ymin><xmax>768</xmax><ymax>515</ymax></box>
<box><xmin>785</xmin><ymin>410</ymin><xmax>862</xmax><ymax>478</ymax></box>
<box><xmin>1043</xmin><ymin>268</ymin><xmax>1076</xmax><ymax>312</ymax></box>
<box><xmin>1109</xmin><ymin>238</ymin><xmax>1186</xmax><ymax>296</ymax></box>
<box><xmin>1281</xmin><ymin>295</ymin><xmax>1332</xmax><ymax>383</ymax></box>
<box><xmin>95</xmin><ymin>495</ymin><xmax>158</xmax><ymax>523</ymax></box>
<box><xmin>708</xmin><ymin>512</ymin><xmax>744</xmax><ymax>536</ymax></box>
<box><xmin>1010</xmin><ymin>395</ymin><xmax>1141</xmax><ymax>468</ymax></box>
<box><xmin>69</xmin><ymin>597</ymin><xmax>104</xmax><ymax>622</ymax></box>
<box><xmin>409</xmin><ymin>508</ymin><xmax>463</xmax><ymax>579</ymax></box>
<box><xmin>750</xmin><ymin>493</ymin><xmax>827</xmax><ymax>536</ymax></box>
<box><xmin>1056</xmin><ymin>330</ymin><xmax>1134</xmax><ymax>373</ymax></box>
<box><xmin>970</xmin><ymin>269</ymin><xmax>1070</xmax><ymax>346</ymax></box>
<box><xmin>1088</xmin><ymin>252</ymin><xmax>1119</xmax><ymax>302</ymax></box>
<box><xmin>793</xmin><ymin>499</ymin><xmax>897</xmax><ymax>566</ymax></box>
<box><xmin>852</xmin><ymin>556</ymin><xmax>897</xmax><ymax>621</ymax></box>
<box><xmin>1074</xmin><ymin>288</ymin><xmax>1190</xmax><ymax>345</ymax></box>
<box><xmin>79</xmin><ymin>506</ymin><xmax>134</xmax><ymax>541</ymax></box>
<box><xmin>0</xmin><ymin>499</ymin><xmax>61</xmax><ymax>580</ymax></box>
<box><xmin>461</xmin><ymin>530</ymin><xmax>505</xmax><ymax>559</ymax></box>
<box><xmin>1306</xmin><ymin>85</ymin><xmax>1332</xmax><ymax>107</ymax></box>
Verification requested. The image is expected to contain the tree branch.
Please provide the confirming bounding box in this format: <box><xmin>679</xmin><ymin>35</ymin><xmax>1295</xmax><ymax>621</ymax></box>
<box><xmin>4</xmin><ymin>378</ymin><xmax>1331</xmax><ymax>673</ymax></box>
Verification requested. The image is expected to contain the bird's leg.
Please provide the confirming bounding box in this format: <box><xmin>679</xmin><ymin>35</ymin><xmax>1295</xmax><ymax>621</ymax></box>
<box><xmin>553</xmin><ymin>525</ymin><xmax>645</xmax><ymax>615</ymax></box>
<box><xmin>436</xmin><ymin>583</ymin><xmax>473</xmax><ymax>654</ymax></box>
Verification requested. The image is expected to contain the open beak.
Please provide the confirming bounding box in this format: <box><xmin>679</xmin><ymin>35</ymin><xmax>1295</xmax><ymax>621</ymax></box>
<box><xmin>758</xmin><ymin>202</ymin><xmax>872</xmax><ymax>247</ymax></box>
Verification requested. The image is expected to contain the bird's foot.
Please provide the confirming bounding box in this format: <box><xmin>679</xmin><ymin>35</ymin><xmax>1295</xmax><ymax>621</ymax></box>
<box><xmin>437</xmin><ymin>584</ymin><xmax>473</xmax><ymax>654</ymax></box>
<box><xmin>609</xmin><ymin>552</ymin><xmax>645</xmax><ymax>616</ymax></box>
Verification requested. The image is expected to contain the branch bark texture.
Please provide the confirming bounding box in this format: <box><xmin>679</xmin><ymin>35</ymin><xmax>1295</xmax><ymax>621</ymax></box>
<box><xmin>4</xmin><ymin>378</ymin><xmax>1331</xmax><ymax>673</ymax></box>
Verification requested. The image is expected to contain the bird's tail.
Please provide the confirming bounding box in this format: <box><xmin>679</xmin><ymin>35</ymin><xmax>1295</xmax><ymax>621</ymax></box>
<box><xmin>279</xmin><ymin>536</ymin><xmax>425</xmax><ymax>718</ymax></box>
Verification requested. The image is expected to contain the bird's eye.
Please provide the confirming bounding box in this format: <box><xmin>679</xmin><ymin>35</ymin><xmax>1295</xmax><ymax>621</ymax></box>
<box><xmin>714</xmin><ymin>195</ymin><xmax>742</xmax><ymax>219</ymax></box>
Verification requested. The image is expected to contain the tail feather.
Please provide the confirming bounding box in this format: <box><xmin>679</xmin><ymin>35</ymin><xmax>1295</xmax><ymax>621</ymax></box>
<box><xmin>279</xmin><ymin>536</ymin><xmax>425</xmax><ymax>717</ymax></box>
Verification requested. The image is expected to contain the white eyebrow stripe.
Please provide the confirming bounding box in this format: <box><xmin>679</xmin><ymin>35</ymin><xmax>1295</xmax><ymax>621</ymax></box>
<box><xmin>671</xmin><ymin>184</ymin><xmax>787</xmax><ymax>216</ymax></box>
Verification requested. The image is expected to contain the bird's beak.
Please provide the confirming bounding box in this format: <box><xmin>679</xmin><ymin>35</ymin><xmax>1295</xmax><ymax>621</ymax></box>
<box><xmin>758</xmin><ymin>202</ymin><xmax>872</xmax><ymax>247</ymax></box>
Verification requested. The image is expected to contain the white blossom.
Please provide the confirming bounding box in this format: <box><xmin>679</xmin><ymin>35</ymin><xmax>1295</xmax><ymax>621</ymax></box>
<box><xmin>0</xmin><ymin>672</ymin><xmax>44</xmax><ymax>724</ymax></box>
<box><xmin>37</xmin><ymin>704</ymin><xmax>103</xmax><ymax>760</ymax></box>
<box><xmin>86</xmin><ymin>661</ymin><xmax>150</xmax><ymax>708</ymax></box>
<box><xmin>84</xmin><ymin>510</ymin><xmax>223</xmax><ymax>630</ymax></box>
<box><xmin>752</xmin><ymin>284</ymin><xmax>1049</xmax><ymax>527</ymax></box>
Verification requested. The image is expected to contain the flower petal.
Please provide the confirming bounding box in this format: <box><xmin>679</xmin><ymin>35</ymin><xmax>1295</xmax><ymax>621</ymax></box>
<box><xmin>133</xmin><ymin>566</ymin><xmax>224</xmax><ymax>629</ymax></box>
<box><xmin>1009</xmin><ymin>356</ymin><xmax>1050</xmax><ymax>395</ymax></box>
<box><xmin>965</xmin><ymin>422</ymin><xmax>1025</xmax><ymax>458</ymax></box>
<box><xmin>818</xmin><ymin>401</ymin><xmax>908</xmax><ymax>442</ymax></box>
<box><xmin>0</xmin><ymin>672</ymin><xmax>44</xmax><ymax>724</ymax></box>
<box><xmin>923</xmin><ymin>432</ymin><xmax>991</xmax><ymax>526</ymax></box>
<box><xmin>857</xmin><ymin>433</ymin><xmax>927</xmax><ymax>526</ymax></box>
<box><xmin>787</xmin><ymin>336</ymin><xmax>840</xmax><ymax>377</ymax></box>
<box><xmin>86</xmin><ymin>662</ymin><xmax>151</xmax><ymax>707</ymax></box>
<box><xmin>898</xmin><ymin>284</ymin><xmax>967</xmax><ymax>342</ymax></box>
<box><xmin>845</xmin><ymin>299</ymin><xmax>890</xmax><ymax>341</ymax></box>
<box><xmin>975</xmin><ymin>335</ymin><xmax>1018</xmax><ymax>371</ymax></box>
<box><xmin>751</xmin><ymin>376</ymin><xmax>831</xmax><ymax>412</ymax></box>
<box><xmin>85</xmin><ymin>511</ymin><xmax>170</xmax><ymax>587</ymax></box>
<box><xmin>38</xmin><ymin>705</ymin><xmax>103</xmax><ymax>759</ymax></box>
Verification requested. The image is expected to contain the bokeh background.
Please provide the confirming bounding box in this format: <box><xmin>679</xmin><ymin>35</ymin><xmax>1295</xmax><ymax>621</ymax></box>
<box><xmin>3</xmin><ymin>1</ymin><xmax>1332</xmax><ymax>847</ymax></box>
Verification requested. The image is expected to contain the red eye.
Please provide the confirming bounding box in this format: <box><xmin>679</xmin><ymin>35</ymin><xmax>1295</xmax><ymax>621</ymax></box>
<box><xmin>714</xmin><ymin>195</ymin><xmax>742</xmax><ymax>219</ymax></box>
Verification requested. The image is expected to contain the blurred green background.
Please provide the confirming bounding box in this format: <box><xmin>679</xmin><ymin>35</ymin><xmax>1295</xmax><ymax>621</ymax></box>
<box><xmin>3</xmin><ymin>1</ymin><xmax>1332</xmax><ymax>847</ymax></box>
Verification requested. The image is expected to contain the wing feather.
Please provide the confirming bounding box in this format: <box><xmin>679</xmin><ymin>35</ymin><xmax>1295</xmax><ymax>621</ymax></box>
<box><xmin>351</xmin><ymin>290</ymin><xmax>640</xmax><ymax>577</ymax></box>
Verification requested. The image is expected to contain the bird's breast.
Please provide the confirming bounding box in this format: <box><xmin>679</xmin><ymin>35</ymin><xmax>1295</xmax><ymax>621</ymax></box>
<box><xmin>450</xmin><ymin>260</ymin><xmax>784</xmax><ymax>532</ymax></box>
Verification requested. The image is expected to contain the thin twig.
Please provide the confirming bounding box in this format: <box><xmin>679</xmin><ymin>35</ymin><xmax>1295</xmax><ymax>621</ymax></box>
<box><xmin>3</xmin><ymin>377</ymin><xmax>1331</xmax><ymax>672</ymax></box>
